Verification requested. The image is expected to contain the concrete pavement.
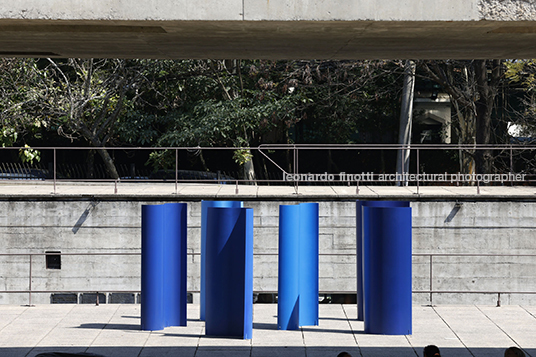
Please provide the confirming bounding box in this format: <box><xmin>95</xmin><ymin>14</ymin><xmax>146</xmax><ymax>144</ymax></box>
<box><xmin>1</xmin><ymin>304</ymin><xmax>535</xmax><ymax>357</ymax></box>
<box><xmin>0</xmin><ymin>181</ymin><xmax>535</xmax><ymax>200</ymax></box>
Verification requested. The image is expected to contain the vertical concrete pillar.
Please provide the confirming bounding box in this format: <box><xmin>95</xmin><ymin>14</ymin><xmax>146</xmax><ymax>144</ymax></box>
<box><xmin>362</xmin><ymin>205</ymin><xmax>412</xmax><ymax>335</ymax></box>
<box><xmin>205</xmin><ymin>207</ymin><xmax>253</xmax><ymax>339</ymax></box>
<box><xmin>200</xmin><ymin>200</ymin><xmax>243</xmax><ymax>321</ymax></box>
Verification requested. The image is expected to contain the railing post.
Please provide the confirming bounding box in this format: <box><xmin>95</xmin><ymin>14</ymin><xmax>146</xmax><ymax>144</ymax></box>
<box><xmin>429</xmin><ymin>255</ymin><xmax>433</xmax><ymax>305</ymax></box>
<box><xmin>175</xmin><ymin>149</ymin><xmax>178</xmax><ymax>195</ymax></box>
<box><xmin>28</xmin><ymin>254</ymin><xmax>33</xmax><ymax>306</ymax></box>
<box><xmin>294</xmin><ymin>147</ymin><xmax>299</xmax><ymax>194</ymax></box>
<box><xmin>497</xmin><ymin>292</ymin><xmax>501</xmax><ymax>307</ymax></box>
<box><xmin>510</xmin><ymin>146</ymin><xmax>514</xmax><ymax>186</ymax></box>
<box><xmin>356</xmin><ymin>180</ymin><xmax>360</xmax><ymax>195</ymax></box>
<box><xmin>53</xmin><ymin>148</ymin><xmax>57</xmax><ymax>195</ymax></box>
<box><xmin>416</xmin><ymin>148</ymin><xmax>420</xmax><ymax>195</ymax></box>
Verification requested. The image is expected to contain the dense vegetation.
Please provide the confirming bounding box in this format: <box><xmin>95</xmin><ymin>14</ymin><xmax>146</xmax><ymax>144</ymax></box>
<box><xmin>1</xmin><ymin>59</ymin><xmax>535</xmax><ymax>179</ymax></box>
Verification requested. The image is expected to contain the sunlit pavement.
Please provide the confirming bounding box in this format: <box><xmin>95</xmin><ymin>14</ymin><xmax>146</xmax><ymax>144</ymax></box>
<box><xmin>0</xmin><ymin>304</ymin><xmax>535</xmax><ymax>357</ymax></box>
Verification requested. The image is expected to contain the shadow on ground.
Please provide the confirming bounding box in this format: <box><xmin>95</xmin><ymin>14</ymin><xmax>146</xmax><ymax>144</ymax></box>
<box><xmin>3</xmin><ymin>346</ymin><xmax>535</xmax><ymax>357</ymax></box>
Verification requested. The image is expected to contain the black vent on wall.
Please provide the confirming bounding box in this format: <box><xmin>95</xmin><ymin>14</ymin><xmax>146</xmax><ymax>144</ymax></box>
<box><xmin>45</xmin><ymin>251</ymin><xmax>61</xmax><ymax>269</ymax></box>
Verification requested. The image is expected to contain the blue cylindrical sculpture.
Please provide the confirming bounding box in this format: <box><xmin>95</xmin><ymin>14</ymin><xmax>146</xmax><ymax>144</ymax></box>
<box><xmin>298</xmin><ymin>202</ymin><xmax>319</xmax><ymax>327</ymax></box>
<box><xmin>356</xmin><ymin>201</ymin><xmax>410</xmax><ymax>321</ymax></box>
<box><xmin>163</xmin><ymin>203</ymin><xmax>188</xmax><ymax>327</ymax></box>
<box><xmin>278</xmin><ymin>202</ymin><xmax>319</xmax><ymax>330</ymax></box>
<box><xmin>200</xmin><ymin>200</ymin><xmax>243</xmax><ymax>321</ymax></box>
<box><xmin>141</xmin><ymin>203</ymin><xmax>188</xmax><ymax>331</ymax></box>
<box><xmin>278</xmin><ymin>204</ymin><xmax>301</xmax><ymax>330</ymax></box>
<box><xmin>141</xmin><ymin>204</ymin><xmax>165</xmax><ymax>331</ymax></box>
<box><xmin>205</xmin><ymin>207</ymin><xmax>253</xmax><ymax>339</ymax></box>
<box><xmin>363</xmin><ymin>206</ymin><xmax>412</xmax><ymax>335</ymax></box>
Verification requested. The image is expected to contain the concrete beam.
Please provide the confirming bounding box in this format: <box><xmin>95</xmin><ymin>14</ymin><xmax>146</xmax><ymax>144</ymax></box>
<box><xmin>0</xmin><ymin>1</ymin><xmax>536</xmax><ymax>59</ymax></box>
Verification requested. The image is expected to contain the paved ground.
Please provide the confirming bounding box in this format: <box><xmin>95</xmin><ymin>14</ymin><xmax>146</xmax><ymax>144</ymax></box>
<box><xmin>0</xmin><ymin>304</ymin><xmax>535</xmax><ymax>357</ymax></box>
<box><xmin>0</xmin><ymin>181</ymin><xmax>535</xmax><ymax>200</ymax></box>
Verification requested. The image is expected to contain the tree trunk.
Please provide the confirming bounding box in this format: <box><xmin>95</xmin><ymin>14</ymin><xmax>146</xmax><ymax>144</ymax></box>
<box><xmin>396</xmin><ymin>60</ymin><xmax>416</xmax><ymax>186</ymax></box>
<box><xmin>474</xmin><ymin>59</ymin><xmax>497</xmax><ymax>175</ymax></box>
<box><xmin>87</xmin><ymin>150</ymin><xmax>95</xmax><ymax>179</ymax></box>
<box><xmin>452</xmin><ymin>101</ymin><xmax>476</xmax><ymax>177</ymax></box>
<box><xmin>242</xmin><ymin>149</ymin><xmax>256</xmax><ymax>184</ymax></box>
<box><xmin>95</xmin><ymin>147</ymin><xmax>119</xmax><ymax>179</ymax></box>
<box><xmin>199</xmin><ymin>150</ymin><xmax>209</xmax><ymax>172</ymax></box>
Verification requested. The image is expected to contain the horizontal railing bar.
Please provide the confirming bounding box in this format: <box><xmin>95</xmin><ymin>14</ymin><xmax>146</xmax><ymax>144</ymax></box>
<box><xmin>3</xmin><ymin>290</ymin><xmax>536</xmax><ymax>295</ymax></box>
<box><xmin>2</xmin><ymin>144</ymin><xmax>536</xmax><ymax>149</ymax></box>
<box><xmin>2</xmin><ymin>253</ymin><xmax>536</xmax><ymax>300</ymax></box>
<box><xmin>412</xmin><ymin>253</ymin><xmax>536</xmax><ymax>257</ymax></box>
<box><xmin>413</xmin><ymin>290</ymin><xmax>536</xmax><ymax>294</ymax></box>
<box><xmin>3</xmin><ymin>252</ymin><xmax>536</xmax><ymax>257</ymax></box>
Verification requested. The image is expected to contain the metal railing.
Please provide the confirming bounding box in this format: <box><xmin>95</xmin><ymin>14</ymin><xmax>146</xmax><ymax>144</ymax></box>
<box><xmin>1</xmin><ymin>251</ymin><xmax>535</xmax><ymax>306</ymax></box>
<box><xmin>1</xmin><ymin>144</ymin><xmax>536</xmax><ymax>194</ymax></box>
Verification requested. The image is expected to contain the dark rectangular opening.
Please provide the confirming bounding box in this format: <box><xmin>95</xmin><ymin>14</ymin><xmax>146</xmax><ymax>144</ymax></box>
<box><xmin>109</xmin><ymin>293</ymin><xmax>136</xmax><ymax>304</ymax></box>
<box><xmin>45</xmin><ymin>251</ymin><xmax>61</xmax><ymax>269</ymax></box>
<box><xmin>51</xmin><ymin>293</ymin><xmax>77</xmax><ymax>304</ymax></box>
<box><xmin>80</xmin><ymin>293</ymin><xmax>106</xmax><ymax>304</ymax></box>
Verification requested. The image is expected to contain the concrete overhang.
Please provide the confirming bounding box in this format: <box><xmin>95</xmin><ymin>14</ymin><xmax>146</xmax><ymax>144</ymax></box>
<box><xmin>1</xmin><ymin>0</ymin><xmax>536</xmax><ymax>59</ymax></box>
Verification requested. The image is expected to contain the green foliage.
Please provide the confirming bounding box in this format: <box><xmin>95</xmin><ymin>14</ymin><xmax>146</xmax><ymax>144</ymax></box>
<box><xmin>1</xmin><ymin>58</ymin><xmax>411</xmax><ymax>175</ymax></box>
<box><xmin>18</xmin><ymin>144</ymin><xmax>41</xmax><ymax>164</ymax></box>
<box><xmin>505</xmin><ymin>60</ymin><xmax>536</xmax><ymax>88</ymax></box>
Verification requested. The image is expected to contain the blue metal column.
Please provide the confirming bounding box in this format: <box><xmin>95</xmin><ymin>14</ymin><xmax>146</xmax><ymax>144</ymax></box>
<box><xmin>356</xmin><ymin>201</ymin><xmax>410</xmax><ymax>321</ymax></box>
<box><xmin>141</xmin><ymin>204</ymin><xmax>165</xmax><ymax>331</ymax></box>
<box><xmin>163</xmin><ymin>203</ymin><xmax>188</xmax><ymax>327</ymax></box>
<box><xmin>277</xmin><ymin>204</ymin><xmax>300</xmax><ymax>330</ymax></box>
<box><xmin>205</xmin><ymin>207</ymin><xmax>253</xmax><ymax>339</ymax></box>
<box><xmin>141</xmin><ymin>203</ymin><xmax>187</xmax><ymax>330</ymax></box>
<box><xmin>200</xmin><ymin>200</ymin><xmax>243</xmax><ymax>320</ymax></box>
<box><xmin>278</xmin><ymin>202</ymin><xmax>319</xmax><ymax>330</ymax></box>
<box><xmin>298</xmin><ymin>202</ymin><xmax>319</xmax><ymax>327</ymax></box>
<box><xmin>362</xmin><ymin>205</ymin><xmax>412</xmax><ymax>335</ymax></box>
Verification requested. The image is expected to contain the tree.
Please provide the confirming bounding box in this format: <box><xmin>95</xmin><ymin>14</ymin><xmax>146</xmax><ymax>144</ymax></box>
<box><xmin>41</xmin><ymin>58</ymin><xmax>153</xmax><ymax>178</ymax></box>
<box><xmin>0</xmin><ymin>58</ymin><xmax>163</xmax><ymax>178</ymax></box>
<box><xmin>0</xmin><ymin>59</ymin><xmax>45</xmax><ymax>145</ymax></box>
<box><xmin>151</xmin><ymin>60</ymin><xmax>302</xmax><ymax>179</ymax></box>
<box><xmin>420</xmin><ymin>60</ymin><xmax>503</xmax><ymax>175</ymax></box>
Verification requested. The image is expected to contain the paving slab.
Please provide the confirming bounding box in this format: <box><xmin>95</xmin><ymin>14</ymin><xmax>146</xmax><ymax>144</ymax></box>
<box><xmin>0</xmin><ymin>304</ymin><xmax>533</xmax><ymax>357</ymax></box>
<box><xmin>332</xmin><ymin>185</ymin><xmax>376</xmax><ymax>197</ymax></box>
<box><xmin>217</xmin><ymin>184</ymin><xmax>258</xmax><ymax>198</ymax></box>
<box><xmin>1</xmin><ymin>181</ymin><xmax>536</xmax><ymax>200</ymax></box>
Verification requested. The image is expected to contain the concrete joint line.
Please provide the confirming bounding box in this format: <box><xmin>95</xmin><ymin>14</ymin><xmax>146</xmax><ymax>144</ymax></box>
<box><xmin>341</xmin><ymin>304</ymin><xmax>364</xmax><ymax>357</ymax></box>
<box><xmin>432</xmin><ymin>306</ymin><xmax>475</xmax><ymax>357</ymax></box>
<box><xmin>475</xmin><ymin>305</ymin><xmax>523</xmax><ymax>353</ymax></box>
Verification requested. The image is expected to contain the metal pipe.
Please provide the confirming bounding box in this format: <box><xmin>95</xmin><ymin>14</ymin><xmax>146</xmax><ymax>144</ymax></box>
<box><xmin>0</xmin><ymin>145</ymin><xmax>535</xmax><ymax>187</ymax></box>
<box><xmin>28</xmin><ymin>254</ymin><xmax>33</xmax><ymax>306</ymax></box>
<box><xmin>175</xmin><ymin>149</ymin><xmax>178</xmax><ymax>194</ymax></box>
<box><xmin>429</xmin><ymin>255</ymin><xmax>433</xmax><ymax>304</ymax></box>
<box><xmin>416</xmin><ymin>148</ymin><xmax>420</xmax><ymax>194</ymax></box>
<box><xmin>53</xmin><ymin>148</ymin><xmax>57</xmax><ymax>194</ymax></box>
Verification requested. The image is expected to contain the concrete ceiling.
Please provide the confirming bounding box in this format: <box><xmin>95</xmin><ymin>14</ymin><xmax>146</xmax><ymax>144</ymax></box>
<box><xmin>1</xmin><ymin>19</ymin><xmax>536</xmax><ymax>59</ymax></box>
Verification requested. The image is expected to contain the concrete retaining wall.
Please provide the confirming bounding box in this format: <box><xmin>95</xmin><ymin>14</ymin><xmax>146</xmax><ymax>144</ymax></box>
<box><xmin>4</xmin><ymin>0</ymin><xmax>535</xmax><ymax>21</ymax></box>
<box><xmin>1</xmin><ymin>198</ymin><xmax>536</xmax><ymax>305</ymax></box>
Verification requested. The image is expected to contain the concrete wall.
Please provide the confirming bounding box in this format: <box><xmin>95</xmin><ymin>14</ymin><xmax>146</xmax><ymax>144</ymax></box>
<box><xmin>1</xmin><ymin>198</ymin><xmax>536</xmax><ymax>305</ymax></box>
<box><xmin>3</xmin><ymin>0</ymin><xmax>532</xmax><ymax>21</ymax></box>
<box><xmin>2</xmin><ymin>1</ymin><xmax>536</xmax><ymax>59</ymax></box>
